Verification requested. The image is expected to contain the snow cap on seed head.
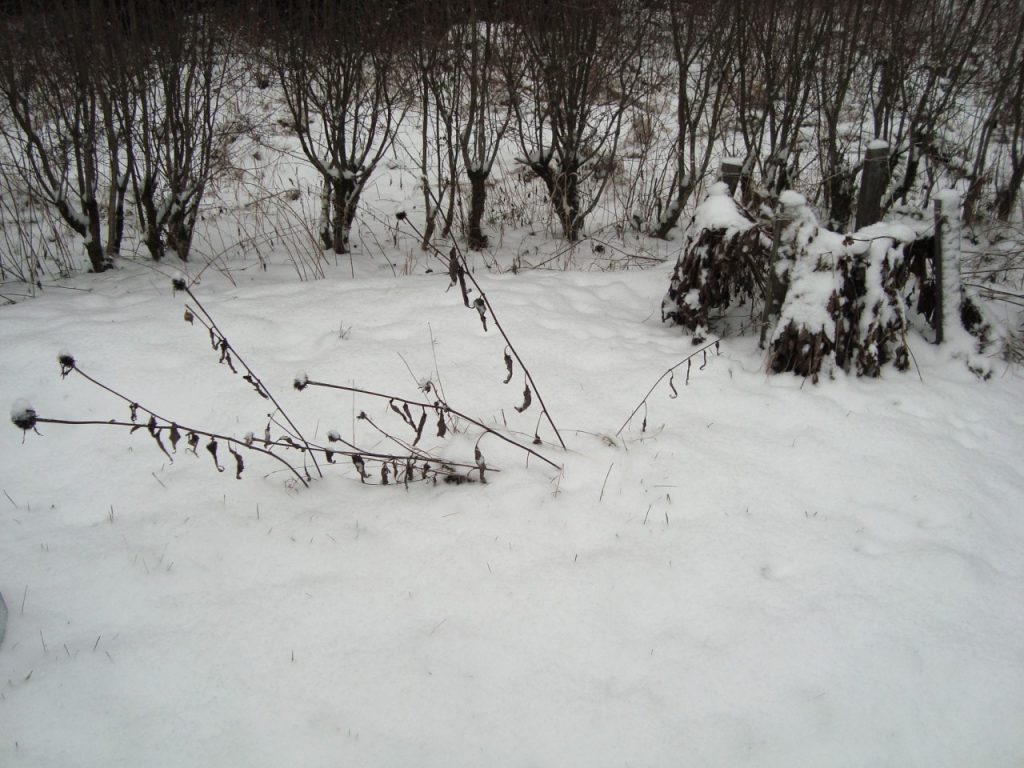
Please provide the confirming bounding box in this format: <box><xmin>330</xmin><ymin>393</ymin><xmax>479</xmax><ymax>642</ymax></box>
<box><xmin>10</xmin><ymin>399</ymin><xmax>37</xmax><ymax>431</ymax></box>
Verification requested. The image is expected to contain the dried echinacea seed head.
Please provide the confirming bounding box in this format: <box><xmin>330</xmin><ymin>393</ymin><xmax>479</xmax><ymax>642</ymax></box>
<box><xmin>10</xmin><ymin>399</ymin><xmax>37</xmax><ymax>431</ymax></box>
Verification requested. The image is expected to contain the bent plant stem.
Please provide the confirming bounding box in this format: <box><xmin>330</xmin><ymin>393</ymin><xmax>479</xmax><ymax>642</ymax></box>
<box><xmin>33</xmin><ymin>416</ymin><xmax>309</xmax><ymax>488</ymax></box>
<box><xmin>358</xmin><ymin>410</ymin><xmax>441</xmax><ymax>458</ymax></box>
<box><xmin>58</xmin><ymin>362</ymin><xmax>309</xmax><ymax>486</ymax></box>
<box><xmin>397</xmin><ymin>215</ymin><xmax>567</xmax><ymax>450</ymax></box>
<box><xmin>55</xmin><ymin>360</ymin><xmax>477</xmax><ymax>486</ymax></box>
<box><xmin>616</xmin><ymin>338</ymin><xmax>722</xmax><ymax>436</ymax></box>
<box><xmin>182</xmin><ymin>287</ymin><xmax>322</xmax><ymax>478</ymax></box>
<box><xmin>303</xmin><ymin>379</ymin><xmax>562</xmax><ymax>471</ymax></box>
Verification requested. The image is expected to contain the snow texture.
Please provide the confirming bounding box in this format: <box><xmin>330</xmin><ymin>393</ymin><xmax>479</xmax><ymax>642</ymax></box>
<box><xmin>1</xmin><ymin>260</ymin><xmax>1023</xmax><ymax>768</ymax></box>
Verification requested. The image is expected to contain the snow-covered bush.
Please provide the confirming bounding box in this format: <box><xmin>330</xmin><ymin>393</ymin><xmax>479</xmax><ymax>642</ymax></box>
<box><xmin>661</xmin><ymin>183</ymin><xmax>769</xmax><ymax>341</ymax></box>
<box><xmin>664</xmin><ymin>186</ymin><xmax>999</xmax><ymax>381</ymax></box>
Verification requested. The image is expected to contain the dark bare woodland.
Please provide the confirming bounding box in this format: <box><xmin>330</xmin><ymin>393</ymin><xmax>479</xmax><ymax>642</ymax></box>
<box><xmin>0</xmin><ymin>0</ymin><xmax>1022</xmax><ymax>276</ymax></box>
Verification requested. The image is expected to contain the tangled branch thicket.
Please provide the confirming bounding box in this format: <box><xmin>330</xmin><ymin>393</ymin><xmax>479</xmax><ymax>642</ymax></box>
<box><xmin>0</xmin><ymin>0</ymin><xmax>1021</xmax><ymax>281</ymax></box>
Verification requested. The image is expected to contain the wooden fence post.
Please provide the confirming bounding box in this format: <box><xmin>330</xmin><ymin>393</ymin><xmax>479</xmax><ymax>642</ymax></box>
<box><xmin>720</xmin><ymin>158</ymin><xmax>743</xmax><ymax>197</ymax></box>
<box><xmin>933</xmin><ymin>190</ymin><xmax>963</xmax><ymax>344</ymax></box>
<box><xmin>759</xmin><ymin>193</ymin><xmax>803</xmax><ymax>348</ymax></box>
<box><xmin>855</xmin><ymin>140</ymin><xmax>889</xmax><ymax>230</ymax></box>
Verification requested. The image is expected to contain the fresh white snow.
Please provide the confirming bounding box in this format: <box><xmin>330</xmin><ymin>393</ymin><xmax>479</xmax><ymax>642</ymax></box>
<box><xmin>1</xmin><ymin>251</ymin><xmax>1023</xmax><ymax>767</ymax></box>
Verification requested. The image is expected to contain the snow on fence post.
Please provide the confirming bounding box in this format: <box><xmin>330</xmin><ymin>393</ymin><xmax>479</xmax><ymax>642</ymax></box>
<box><xmin>720</xmin><ymin>158</ymin><xmax>743</xmax><ymax>197</ymax></box>
<box><xmin>855</xmin><ymin>140</ymin><xmax>889</xmax><ymax>230</ymax></box>
<box><xmin>932</xmin><ymin>189</ymin><xmax>964</xmax><ymax>345</ymax></box>
<box><xmin>758</xmin><ymin>194</ymin><xmax>799</xmax><ymax>348</ymax></box>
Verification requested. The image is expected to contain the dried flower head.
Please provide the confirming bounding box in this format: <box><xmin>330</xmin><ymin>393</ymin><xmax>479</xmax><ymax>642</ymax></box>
<box><xmin>10</xmin><ymin>399</ymin><xmax>37</xmax><ymax>431</ymax></box>
<box><xmin>58</xmin><ymin>351</ymin><xmax>76</xmax><ymax>377</ymax></box>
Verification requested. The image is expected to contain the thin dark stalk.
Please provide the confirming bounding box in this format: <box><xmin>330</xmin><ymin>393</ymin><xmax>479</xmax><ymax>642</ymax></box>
<box><xmin>963</xmin><ymin>283</ymin><xmax>1024</xmax><ymax>301</ymax></box>
<box><xmin>181</xmin><ymin>286</ymin><xmax>323</xmax><ymax>478</ymax></box>
<box><xmin>397</xmin><ymin>215</ymin><xmax>567</xmax><ymax>449</ymax></box>
<box><xmin>33</xmin><ymin>416</ymin><xmax>309</xmax><ymax>487</ymax></box>
<box><xmin>616</xmin><ymin>338</ymin><xmax>722</xmax><ymax>436</ymax></box>
<box><xmin>357</xmin><ymin>411</ymin><xmax>433</xmax><ymax>460</ymax></box>
<box><xmin>304</xmin><ymin>379</ymin><xmax>561</xmax><ymax>470</ymax></box>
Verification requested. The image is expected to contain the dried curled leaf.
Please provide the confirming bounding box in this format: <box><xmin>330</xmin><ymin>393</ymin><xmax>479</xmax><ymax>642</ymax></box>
<box><xmin>352</xmin><ymin>454</ymin><xmax>369</xmax><ymax>482</ymax></box>
<box><xmin>218</xmin><ymin>340</ymin><xmax>237</xmax><ymax>374</ymax></box>
<box><xmin>514</xmin><ymin>382</ymin><xmax>532</xmax><ymax>413</ymax></box>
<box><xmin>229</xmin><ymin>446</ymin><xmax>244</xmax><ymax>479</ymax></box>
<box><xmin>668</xmin><ymin>371</ymin><xmax>678</xmax><ymax>399</ymax></box>
<box><xmin>447</xmin><ymin>248</ymin><xmax>470</xmax><ymax>307</ymax></box>
<box><xmin>473</xmin><ymin>297</ymin><xmax>488</xmax><ymax>332</ymax></box>
<box><xmin>147</xmin><ymin>415</ymin><xmax>173</xmax><ymax>461</ymax></box>
<box><xmin>475</xmin><ymin>446</ymin><xmax>487</xmax><ymax>484</ymax></box>
<box><xmin>169</xmin><ymin>423</ymin><xmax>181</xmax><ymax>452</ymax></box>
<box><xmin>206</xmin><ymin>438</ymin><xmax>224</xmax><ymax>472</ymax></box>
<box><xmin>246</xmin><ymin>374</ymin><xmax>269</xmax><ymax>398</ymax></box>
<box><xmin>503</xmin><ymin>348</ymin><xmax>514</xmax><ymax>384</ymax></box>
<box><xmin>413</xmin><ymin>409</ymin><xmax>427</xmax><ymax>446</ymax></box>
<box><xmin>436</xmin><ymin>407</ymin><xmax>447</xmax><ymax>438</ymax></box>
<box><xmin>389</xmin><ymin>399</ymin><xmax>416</xmax><ymax>430</ymax></box>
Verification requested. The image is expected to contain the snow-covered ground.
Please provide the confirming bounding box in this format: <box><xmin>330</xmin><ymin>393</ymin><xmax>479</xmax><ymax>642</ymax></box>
<box><xmin>1</xmin><ymin>239</ymin><xmax>1023</xmax><ymax>765</ymax></box>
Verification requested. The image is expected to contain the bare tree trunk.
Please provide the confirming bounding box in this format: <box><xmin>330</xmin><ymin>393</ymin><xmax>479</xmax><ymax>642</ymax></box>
<box><xmin>330</xmin><ymin>177</ymin><xmax>360</xmax><ymax>254</ymax></box>
<box><xmin>996</xmin><ymin>163</ymin><xmax>1024</xmax><ymax>220</ymax></box>
<box><xmin>466</xmin><ymin>168</ymin><xmax>488</xmax><ymax>248</ymax></box>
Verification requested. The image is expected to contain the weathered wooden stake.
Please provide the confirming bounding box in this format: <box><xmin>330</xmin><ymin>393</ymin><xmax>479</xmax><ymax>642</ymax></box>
<box><xmin>720</xmin><ymin>158</ymin><xmax>743</xmax><ymax>197</ymax></box>
<box><xmin>759</xmin><ymin>204</ymin><xmax>795</xmax><ymax>349</ymax></box>
<box><xmin>855</xmin><ymin>140</ymin><xmax>889</xmax><ymax>230</ymax></box>
<box><xmin>933</xmin><ymin>190</ymin><xmax>963</xmax><ymax>344</ymax></box>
